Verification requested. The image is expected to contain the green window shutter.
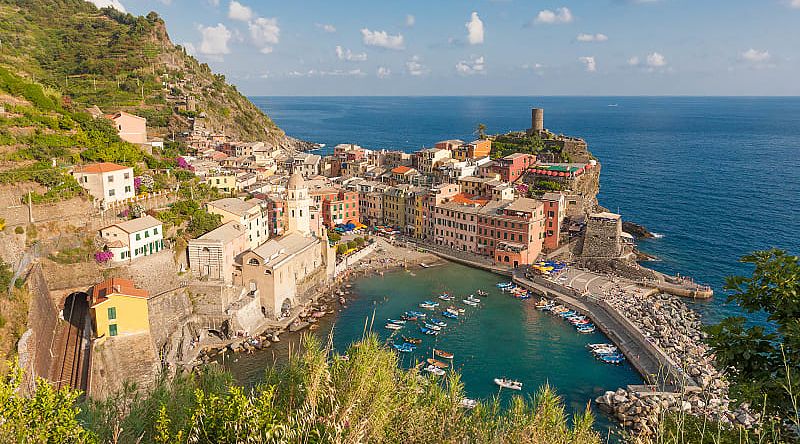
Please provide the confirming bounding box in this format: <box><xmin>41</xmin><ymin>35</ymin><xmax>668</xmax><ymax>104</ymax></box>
<box><xmin>109</xmin><ymin>324</ymin><xmax>118</xmax><ymax>337</ymax></box>
<box><xmin>108</xmin><ymin>307</ymin><xmax>116</xmax><ymax>320</ymax></box>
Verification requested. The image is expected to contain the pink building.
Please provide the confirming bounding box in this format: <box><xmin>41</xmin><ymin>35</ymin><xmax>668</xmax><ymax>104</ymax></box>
<box><xmin>492</xmin><ymin>153</ymin><xmax>536</xmax><ymax>183</ymax></box>
<box><xmin>477</xmin><ymin>198</ymin><xmax>546</xmax><ymax>267</ymax></box>
<box><xmin>541</xmin><ymin>192</ymin><xmax>566</xmax><ymax>251</ymax></box>
<box><xmin>432</xmin><ymin>194</ymin><xmax>489</xmax><ymax>253</ymax></box>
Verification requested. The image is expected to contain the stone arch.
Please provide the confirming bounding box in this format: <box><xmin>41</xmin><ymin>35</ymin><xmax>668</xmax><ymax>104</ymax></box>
<box><xmin>62</xmin><ymin>291</ymin><xmax>89</xmax><ymax>330</ymax></box>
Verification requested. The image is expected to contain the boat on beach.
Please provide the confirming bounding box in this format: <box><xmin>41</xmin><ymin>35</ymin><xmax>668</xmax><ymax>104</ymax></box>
<box><xmin>494</xmin><ymin>378</ymin><xmax>523</xmax><ymax>390</ymax></box>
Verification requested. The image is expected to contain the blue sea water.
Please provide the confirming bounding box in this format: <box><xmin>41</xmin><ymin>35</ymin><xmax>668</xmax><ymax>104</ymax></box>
<box><xmin>252</xmin><ymin>96</ymin><xmax>800</xmax><ymax>323</ymax></box>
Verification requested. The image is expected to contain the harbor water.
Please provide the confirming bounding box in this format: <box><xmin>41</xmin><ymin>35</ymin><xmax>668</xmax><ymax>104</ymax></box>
<box><xmin>223</xmin><ymin>262</ymin><xmax>642</xmax><ymax>434</ymax></box>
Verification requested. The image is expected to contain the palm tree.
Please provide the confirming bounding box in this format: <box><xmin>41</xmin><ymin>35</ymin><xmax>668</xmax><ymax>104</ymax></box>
<box><xmin>475</xmin><ymin>123</ymin><xmax>487</xmax><ymax>139</ymax></box>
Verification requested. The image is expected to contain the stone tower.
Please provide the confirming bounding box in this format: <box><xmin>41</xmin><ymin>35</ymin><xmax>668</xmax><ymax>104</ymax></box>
<box><xmin>530</xmin><ymin>108</ymin><xmax>544</xmax><ymax>134</ymax></box>
<box><xmin>286</xmin><ymin>172</ymin><xmax>311</xmax><ymax>236</ymax></box>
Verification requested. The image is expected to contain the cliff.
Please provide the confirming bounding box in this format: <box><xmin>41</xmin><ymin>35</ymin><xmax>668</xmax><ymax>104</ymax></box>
<box><xmin>0</xmin><ymin>0</ymin><xmax>296</xmax><ymax>146</ymax></box>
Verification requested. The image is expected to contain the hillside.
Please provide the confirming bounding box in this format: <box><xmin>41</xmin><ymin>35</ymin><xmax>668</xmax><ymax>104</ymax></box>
<box><xmin>0</xmin><ymin>0</ymin><xmax>294</xmax><ymax>146</ymax></box>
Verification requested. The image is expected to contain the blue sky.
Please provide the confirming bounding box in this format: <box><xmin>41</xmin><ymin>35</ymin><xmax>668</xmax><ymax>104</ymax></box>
<box><xmin>91</xmin><ymin>0</ymin><xmax>800</xmax><ymax>96</ymax></box>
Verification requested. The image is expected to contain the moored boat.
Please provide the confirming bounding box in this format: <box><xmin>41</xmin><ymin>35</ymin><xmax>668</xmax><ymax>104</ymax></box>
<box><xmin>424</xmin><ymin>365</ymin><xmax>446</xmax><ymax>376</ymax></box>
<box><xmin>385</xmin><ymin>323</ymin><xmax>403</xmax><ymax>330</ymax></box>
<box><xmin>429</xmin><ymin>318</ymin><xmax>447</xmax><ymax>327</ymax></box>
<box><xmin>423</xmin><ymin>322</ymin><xmax>442</xmax><ymax>331</ymax></box>
<box><xmin>494</xmin><ymin>378</ymin><xmax>523</xmax><ymax>390</ymax></box>
<box><xmin>402</xmin><ymin>336</ymin><xmax>422</xmax><ymax>345</ymax></box>
<box><xmin>441</xmin><ymin>311</ymin><xmax>458</xmax><ymax>319</ymax></box>
<box><xmin>459</xmin><ymin>398</ymin><xmax>478</xmax><ymax>409</ymax></box>
<box><xmin>420</xmin><ymin>326</ymin><xmax>439</xmax><ymax>335</ymax></box>
<box><xmin>387</xmin><ymin>319</ymin><xmax>406</xmax><ymax>324</ymax></box>
<box><xmin>426</xmin><ymin>358</ymin><xmax>448</xmax><ymax>368</ymax></box>
<box><xmin>462</xmin><ymin>299</ymin><xmax>479</xmax><ymax>307</ymax></box>
<box><xmin>433</xmin><ymin>348</ymin><xmax>454</xmax><ymax>359</ymax></box>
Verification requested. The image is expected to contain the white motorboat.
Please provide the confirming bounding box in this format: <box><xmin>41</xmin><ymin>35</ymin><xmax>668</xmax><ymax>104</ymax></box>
<box><xmin>424</xmin><ymin>365</ymin><xmax>446</xmax><ymax>376</ymax></box>
<box><xmin>494</xmin><ymin>378</ymin><xmax>523</xmax><ymax>390</ymax></box>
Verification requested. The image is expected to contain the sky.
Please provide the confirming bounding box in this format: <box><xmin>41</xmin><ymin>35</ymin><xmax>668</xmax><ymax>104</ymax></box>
<box><xmin>89</xmin><ymin>0</ymin><xmax>800</xmax><ymax>96</ymax></box>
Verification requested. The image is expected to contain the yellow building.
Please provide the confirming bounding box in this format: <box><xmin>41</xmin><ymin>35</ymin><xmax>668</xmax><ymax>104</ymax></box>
<box><xmin>90</xmin><ymin>278</ymin><xmax>150</xmax><ymax>342</ymax></box>
<box><xmin>413</xmin><ymin>191</ymin><xmax>427</xmax><ymax>239</ymax></box>
<box><xmin>382</xmin><ymin>185</ymin><xmax>409</xmax><ymax>228</ymax></box>
<box><xmin>206</xmin><ymin>174</ymin><xmax>238</xmax><ymax>193</ymax></box>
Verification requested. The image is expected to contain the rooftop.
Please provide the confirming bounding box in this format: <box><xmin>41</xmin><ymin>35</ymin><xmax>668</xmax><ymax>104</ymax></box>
<box><xmin>91</xmin><ymin>277</ymin><xmax>148</xmax><ymax>307</ymax></box>
<box><xmin>250</xmin><ymin>233</ymin><xmax>319</xmax><ymax>267</ymax></box>
<box><xmin>103</xmin><ymin>215</ymin><xmax>162</xmax><ymax>234</ymax></box>
<box><xmin>590</xmin><ymin>212</ymin><xmax>621</xmax><ymax>221</ymax></box>
<box><xmin>504</xmin><ymin>197</ymin><xmax>544</xmax><ymax>213</ymax></box>
<box><xmin>194</xmin><ymin>221</ymin><xmax>246</xmax><ymax>243</ymax></box>
<box><xmin>391</xmin><ymin>165</ymin><xmax>415</xmax><ymax>174</ymax></box>
<box><xmin>73</xmin><ymin>162</ymin><xmax>130</xmax><ymax>174</ymax></box>
<box><xmin>207</xmin><ymin>198</ymin><xmax>262</xmax><ymax>216</ymax></box>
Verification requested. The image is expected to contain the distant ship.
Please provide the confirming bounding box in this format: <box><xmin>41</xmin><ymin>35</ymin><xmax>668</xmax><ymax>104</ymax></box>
<box><xmin>607</xmin><ymin>104</ymin><xmax>619</xmax><ymax>107</ymax></box>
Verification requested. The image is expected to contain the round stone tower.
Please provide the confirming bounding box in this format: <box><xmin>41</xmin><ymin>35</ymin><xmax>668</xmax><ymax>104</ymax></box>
<box><xmin>531</xmin><ymin>108</ymin><xmax>544</xmax><ymax>133</ymax></box>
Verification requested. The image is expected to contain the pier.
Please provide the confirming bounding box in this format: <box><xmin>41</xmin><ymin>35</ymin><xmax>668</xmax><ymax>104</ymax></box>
<box><xmin>512</xmin><ymin>270</ymin><xmax>697</xmax><ymax>390</ymax></box>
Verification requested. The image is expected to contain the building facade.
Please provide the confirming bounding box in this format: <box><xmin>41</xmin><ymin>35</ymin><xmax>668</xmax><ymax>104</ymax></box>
<box><xmin>99</xmin><ymin>215</ymin><xmax>164</xmax><ymax>262</ymax></box>
<box><xmin>90</xmin><ymin>278</ymin><xmax>149</xmax><ymax>342</ymax></box>
<box><xmin>73</xmin><ymin>162</ymin><xmax>135</xmax><ymax>206</ymax></box>
<box><xmin>187</xmin><ymin>221</ymin><xmax>249</xmax><ymax>283</ymax></box>
<box><xmin>206</xmin><ymin>198</ymin><xmax>269</xmax><ymax>249</ymax></box>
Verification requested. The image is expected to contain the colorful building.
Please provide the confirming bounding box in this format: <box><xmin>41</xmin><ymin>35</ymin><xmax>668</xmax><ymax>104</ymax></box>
<box><xmin>90</xmin><ymin>278</ymin><xmax>149</xmax><ymax>342</ymax></box>
<box><xmin>541</xmin><ymin>192</ymin><xmax>566</xmax><ymax>250</ymax></box>
<box><xmin>492</xmin><ymin>153</ymin><xmax>536</xmax><ymax>183</ymax></box>
<box><xmin>99</xmin><ymin>215</ymin><xmax>164</xmax><ymax>262</ymax></box>
<box><xmin>312</xmin><ymin>188</ymin><xmax>360</xmax><ymax>227</ymax></box>
<box><xmin>477</xmin><ymin>198</ymin><xmax>546</xmax><ymax>267</ymax></box>
<box><xmin>432</xmin><ymin>197</ymin><xmax>484</xmax><ymax>253</ymax></box>
<box><xmin>452</xmin><ymin>139</ymin><xmax>492</xmax><ymax>161</ymax></box>
<box><xmin>72</xmin><ymin>162</ymin><xmax>135</xmax><ymax>206</ymax></box>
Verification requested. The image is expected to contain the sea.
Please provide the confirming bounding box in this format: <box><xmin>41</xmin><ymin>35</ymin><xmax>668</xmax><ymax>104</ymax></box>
<box><xmin>251</xmin><ymin>96</ymin><xmax>800</xmax><ymax>323</ymax></box>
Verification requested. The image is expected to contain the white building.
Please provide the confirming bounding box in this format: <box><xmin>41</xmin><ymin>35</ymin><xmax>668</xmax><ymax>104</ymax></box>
<box><xmin>206</xmin><ymin>197</ymin><xmax>270</xmax><ymax>249</ymax></box>
<box><xmin>99</xmin><ymin>215</ymin><xmax>164</xmax><ymax>262</ymax></box>
<box><xmin>286</xmin><ymin>172</ymin><xmax>311</xmax><ymax>236</ymax></box>
<box><xmin>72</xmin><ymin>162</ymin><xmax>135</xmax><ymax>207</ymax></box>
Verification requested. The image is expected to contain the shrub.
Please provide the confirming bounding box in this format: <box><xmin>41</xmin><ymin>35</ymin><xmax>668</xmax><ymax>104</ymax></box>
<box><xmin>336</xmin><ymin>244</ymin><xmax>348</xmax><ymax>255</ymax></box>
<box><xmin>94</xmin><ymin>251</ymin><xmax>114</xmax><ymax>263</ymax></box>
<box><xmin>14</xmin><ymin>226</ymin><xmax>23</xmax><ymax>235</ymax></box>
<box><xmin>327</xmin><ymin>231</ymin><xmax>341</xmax><ymax>243</ymax></box>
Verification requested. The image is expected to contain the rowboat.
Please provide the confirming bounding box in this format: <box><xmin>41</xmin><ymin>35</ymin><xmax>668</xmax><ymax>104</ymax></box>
<box><xmin>438</xmin><ymin>293</ymin><xmax>453</xmax><ymax>301</ymax></box>
<box><xmin>424</xmin><ymin>365</ymin><xmax>446</xmax><ymax>376</ymax></box>
<box><xmin>462</xmin><ymin>299</ymin><xmax>479</xmax><ymax>307</ymax></box>
<box><xmin>447</xmin><ymin>306</ymin><xmax>465</xmax><ymax>314</ymax></box>
<box><xmin>423</xmin><ymin>300</ymin><xmax>439</xmax><ymax>307</ymax></box>
<box><xmin>600</xmin><ymin>354</ymin><xmax>626</xmax><ymax>365</ymax></box>
<box><xmin>494</xmin><ymin>378</ymin><xmax>523</xmax><ymax>390</ymax></box>
<box><xmin>429</xmin><ymin>318</ymin><xmax>447</xmax><ymax>327</ymax></box>
<box><xmin>441</xmin><ymin>311</ymin><xmax>458</xmax><ymax>319</ymax></box>
<box><xmin>467</xmin><ymin>295</ymin><xmax>481</xmax><ymax>303</ymax></box>
<box><xmin>476</xmin><ymin>290</ymin><xmax>488</xmax><ymax>297</ymax></box>
<box><xmin>392</xmin><ymin>343</ymin><xmax>414</xmax><ymax>353</ymax></box>
<box><xmin>402</xmin><ymin>336</ymin><xmax>422</xmax><ymax>345</ymax></box>
<box><xmin>496</xmin><ymin>282</ymin><xmax>514</xmax><ymax>289</ymax></box>
<box><xmin>576</xmin><ymin>325</ymin><xmax>596</xmax><ymax>333</ymax></box>
<box><xmin>406</xmin><ymin>311</ymin><xmax>427</xmax><ymax>318</ymax></box>
<box><xmin>423</xmin><ymin>322</ymin><xmax>442</xmax><ymax>331</ymax></box>
<box><xmin>420</xmin><ymin>327</ymin><xmax>439</xmax><ymax>336</ymax></box>
<box><xmin>433</xmin><ymin>349</ymin><xmax>454</xmax><ymax>359</ymax></box>
<box><xmin>426</xmin><ymin>358</ymin><xmax>448</xmax><ymax>368</ymax></box>
<box><xmin>387</xmin><ymin>319</ymin><xmax>406</xmax><ymax>325</ymax></box>
<box><xmin>385</xmin><ymin>323</ymin><xmax>403</xmax><ymax>330</ymax></box>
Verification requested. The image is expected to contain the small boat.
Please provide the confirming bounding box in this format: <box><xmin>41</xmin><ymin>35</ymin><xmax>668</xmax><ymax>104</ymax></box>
<box><xmin>433</xmin><ymin>349</ymin><xmax>454</xmax><ymax>359</ymax></box>
<box><xmin>600</xmin><ymin>354</ymin><xmax>626</xmax><ymax>365</ymax></box>
<box><xmin>496</xmin><ymin>282</ymin><xmax>513</xmax><ymax>289</ymax></box>
<box><xmin>402</xmin><ymin>336</ymin><xmax>422</xmax><ymax>345</ymax></box>
<box><xmin>441</xmin><ymin>311</ymin><xmax>458</xmax><ymax>319</ymax></box>
<box><xmin>385</xmin><ymin>323</ymin><xmax>403</xmax><ymax>330</ymax></box>
<box><xmin>420</xmin><ymin>327</ymin><xmax>439</xmax><ymax>336</ymax></box>
<box><xmin>419</xmin><ymin>302</ymin><xmax>437</xmax><ymax>309</ymax></box>
<box><xmin>402</xmin><ymin>315</ymin><xmax>418</xmax><ymax>321</ymax></box>
<box><xmin>426</xmin><ymin>358</ymin><xmax>448</xmax><ymax>368</ymax></box>
<box><xmin>447</xmin><ymin>306</ymin><xmax>466</xmax><ymax>314</ymax></box>
<box><xmin>476</xmin><ymin>290</ymin><xmax>488</xmax><ymax>297</ymax></box>
<box><xmin>392</xmin><ymin>343</ymin><xmax>414</xmax><ymax>353</ymax></box>
<box><xmin>423</xmin><ymin>322</ymin><xmax>442</xmax><ymax>331</ymax></box>
<box><xmin>406</xmin><ymin>311</ymin><xmax>427</xmax><ymax>318</ymax></box>
<box><xmin>462</xmin><ymin>299</ymin><xmax>479</xmax><ymax>307</ymax></box>
<box><xmin>592</xmin><ymin>347</ymin><xmax>618</xmax><ymax>356</ymax></box>
<box><xmin>467</xmin><ymin>295</ymin><xmax>481</xmax><ymax>303</ymax></box>
<box><xmin>420</xmin><ymin>263</ymin><xmax>430</xmax><ymax>268</ymax></box>
<box><xmin>438</xmin><ymin>293</ymin><xmax>453</xmax><ymax>301</ymax></box>
<box><xmin>588</xmin><ymin>343</ymin><xmax>614</xmax><ymax>350</ymax></box>
<box><xmin>424</xmin><ymin>365</ymin><xmax>446</xmax><ymax>376</ymax></box>
<box><xmin>494</xmin><ymin>378</ymin><xmax>523</xmax><ymax>390</ymax></box>
<box><xmin>577</xmin><ymin>325</ymin><xmax>596</xmax><ymax>333</ymax></box>
<box><xmin>387</xmin><ymin>319</ymin><xmax>406</xmax><ymax>325</ymax></box>
<box><xmin>429</xmin><ymin>318</ymin><xmax>447</xmax><ymax>328</ymax></box>
<box><xmin>459</xmin><ymin>398</ymin><xmax>478</xmax><ymax>409</ymax></box>
<box><xmin>423</xmin><ymin>300</ymin><xmax>439</xmax><ymax>306</ymax></box>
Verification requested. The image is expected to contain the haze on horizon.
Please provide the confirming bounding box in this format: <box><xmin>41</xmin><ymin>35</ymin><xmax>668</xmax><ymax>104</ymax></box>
<box><xmin>93</xmin><ymin>0</ymin><xmax>800</xmax><ymax>96</ymax></box>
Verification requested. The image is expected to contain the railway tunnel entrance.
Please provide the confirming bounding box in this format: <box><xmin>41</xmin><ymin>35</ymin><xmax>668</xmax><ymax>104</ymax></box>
<box><xmin>52</xmin><ymin>291</ymin><xmax>91</xmax><ymax>394</ymax></box>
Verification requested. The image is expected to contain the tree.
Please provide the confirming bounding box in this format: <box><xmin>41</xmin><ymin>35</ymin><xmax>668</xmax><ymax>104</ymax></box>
<box><xmin>475</xmin><ymin>122</ymin><xmax>487</xmax><ymax>139</ymax></box>
<box><xmin>186</xmin><ymin>210</ymin><xmax>222</xmax><ymax>238</ymax></box>
<box><xmin>705</xmin><ymin>249</ymin><xmax>800</xmax><ymax>417</ymax></box>
<box><xmin>327</xmin><ymin>231</ymin><xmax>341</xmax><ymax>243</ymax></box>
<box><xmin>336</xmin><ymin>244</ymin><xmax>348</xmax><ymax>255</ymax></box>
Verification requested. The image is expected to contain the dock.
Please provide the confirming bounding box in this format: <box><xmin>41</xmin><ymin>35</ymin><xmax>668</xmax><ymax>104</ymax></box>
<box><xmin>512</xmin><ymin>270</ymin><xmax>697</xmax><ymax>390</ymax></box>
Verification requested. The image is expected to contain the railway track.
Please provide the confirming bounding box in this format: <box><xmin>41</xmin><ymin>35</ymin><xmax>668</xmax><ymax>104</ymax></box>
<box><xmin>56</xmin><ymin>293</ymin><xmax>90</xmax><ymax>393</ymax></box>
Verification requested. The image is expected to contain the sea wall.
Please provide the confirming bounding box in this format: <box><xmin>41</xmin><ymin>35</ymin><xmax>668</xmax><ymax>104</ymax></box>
<box><xmin>334</xmin><ymin>241</ymin><xmax>378</xmax><ymax>276</ymax></box>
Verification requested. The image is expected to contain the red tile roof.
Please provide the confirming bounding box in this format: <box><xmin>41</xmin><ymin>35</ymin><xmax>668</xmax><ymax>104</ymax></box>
<box><xmin>91</xmin><ymin>278</ymin><xmax>148</xmax><ymax>307</ymax></box>
<box><xmin>451</xmin><ymin>193</ymin><xmax>490</xmax><ymax>206</ymax></box>
<box><xmin>391</xmin><ymin>166</ymin><xmax>413</xmax><ymax>174</ymax></box>
<box><xmin>74</xmin><ymin>162</ymin><xmax>130</xmax><ymax>174</ymax></box>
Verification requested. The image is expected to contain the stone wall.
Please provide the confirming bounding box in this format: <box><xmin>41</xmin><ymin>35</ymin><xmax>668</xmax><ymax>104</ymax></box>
<box><xmin>20</xmin><ymin>264</ymin><xmax>60</xmax><ymax>391</ymax></box>
<box><xmin>582</xmin><ymin>214</ymin><xmax>622</xmax><ymax>258</ymax></box>
<box><xmin>334</xmin><ymin>241</ymin><xmax>377</xmax><ymax>276</ymax></box>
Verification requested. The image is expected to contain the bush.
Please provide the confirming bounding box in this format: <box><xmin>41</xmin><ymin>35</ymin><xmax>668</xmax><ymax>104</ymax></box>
<box><xmin>327</xmin><ymin>231</ymin><xmax>341</xmax><ymax>243</ymax></box>
<box><xmin>346</xmin><ymin>240</ymin><xmax>357</xmax><ymax>250</ymax></box>
<box><xmin>14</xmin><ymin>226</ymin><xmax>23</xmax><ymax>235</ymax></box>
<box><xmin>336</xmin><ymin>244</ymin><xmax>348</xmax><ymax>255</ymax></box>
<box><xmin>353</xmin><ymin>237</ymin><xmax>366</xmax><ymax>247</ymax></box>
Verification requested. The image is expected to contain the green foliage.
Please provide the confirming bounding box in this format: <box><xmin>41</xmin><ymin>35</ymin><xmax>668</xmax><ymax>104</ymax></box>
<box><xmin>706</xmin><ymin>249</ymin><xmax>800</xmax><ymax>419</ymax></box>
<box><xmin>353</xmin><ymin>236</ymin><xmax>366</xmax><ymax>247</ymax></box>
<box><xmin>0</xmin><ymin>365</ymin><xmax>92</xmax><ymax>443</ymax></box>
<box><xmin>532</xmin><ymin>180</ymin><xmax>565</xmax><ymax>192</ymax></box>
<box><xmin>0</xmin><ymin>67</ymin><xmax>60</xmax><ymax>112</ymax></box>
<box><xmin>14</xmin><ymin>226</ymin><xmax>24</xmax><ymax>235</ymax></box>
<box><xmin>491</xmin><ymin>133</ymin><xmax>546</xmax><ymax>159</ymax></box>
<box><xmin>0</xmin><ymin>259</ymin><xmax>13</xmax><ymax>290</ymax></box>
<box><xmin>656</xmin><ymin>411</ymin><xmax>781</xmax><ymax>444</ymax></box>
<box><xmin>336</xmin><ymin>243</ymin><xmax>348</xmax><ymax>255</ymax></box>
<box><xmin>346</xmin><ymin>240</ymin><xmax>357</xmax><ymax>250</ymax></box>
<box><xmin>327</xmin><ymin>230</ymin><xmax>341</xmax><ymax>243</ymax></box>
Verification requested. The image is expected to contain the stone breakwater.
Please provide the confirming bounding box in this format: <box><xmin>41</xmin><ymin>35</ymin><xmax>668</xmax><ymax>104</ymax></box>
<box><xmin>596</xmin><ymin>292</ymin><xmax>758</xmax><ymax>433</ymax></box>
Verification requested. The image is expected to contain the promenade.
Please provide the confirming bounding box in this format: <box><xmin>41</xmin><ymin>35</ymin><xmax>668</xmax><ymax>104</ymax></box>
<box><xmin>512</xmin><ymin>269</ymin><xmax>696</xmax><ymax>390</ymax></box>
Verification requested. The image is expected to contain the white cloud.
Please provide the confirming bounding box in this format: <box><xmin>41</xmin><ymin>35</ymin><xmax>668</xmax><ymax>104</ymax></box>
<box><xmin>361</xmin><ymin>29</ymin><xmax>405</xmax><ymax>50</ymax></box>
<box><xmin>790</xmin><ymin>0</ymin><xmax>800</xmax><ymax>8</ymax></box>
<box><xmin>87</xmin><ymin>0</ymin><xmax>126</xmax><ymax>12</ymax></box>
<box><xmin>406</xmin><ymin>14</ymin><xmax>415</xmax><ymax>27</ymax></box>
<box><xmin>456</xmin><ymin>55</ymin><xmax>486</xmax><ymax>75</ymax></box>
<box><xmin>197</xmin><ymin>23</ymin><xmax>232</xmax><ymax>55</ymax></box>
<box><xmin>249</xmin><ymin>17</ymin><xmax>280</xmax><ymax>54</ymax></box>
<box><xmin>740</xmin><ymin>48</ymin><xmax>770</xmax><ymax>63</ymax></box>
<box><xmin>335</xmin><ymin>45</ymin><xmax>367</xmax><ymax>62</ymax></box>
<box><xmin>577</xmin><ymin>33</ymin><xmax>608</xmax><ymax>42</ymax></box>
<box><xmin>579</xmin><ymin>56</ymin><xmax>596</xmax><ymax>72</ymax></box>
<box><xmin>228</xmin><ymin>1</ymin><xmax>253</xmax><ymax>22</ymax></box>
<box><xmin>646</xmin><ymin>52</ymin><xmax>667</xmax><ymax>67</ymax></box>
<box><xmin>466</xmin><ymin>12</ymin><xmax>484</xmax><ymax>45</ymax></box>
<box><xmin>534</xmin><ymin>7</ymin><xmax>573</xmax><ymax>24</ymax></box>
<box><xmin>627</xmin><ymin>56</ymin><xmax>640</xmax><ymax>66</ymax></box>
<box><xmin>316</xmin><ymin>23</ymin><xmax>337</xmax><ymax>33</ymax></box>
<box><xmin>406</xmin><ymin>55</ymin><xmax>427</xmax><ymax>76</ymax></box>
<box><xmin>288</xmin><ymin>69</ymin><xmax>365</xmax><ymax>78</ymax></box>
<box><xmin>377</xmin><ymin>66</ymin><xmax>391</xmax><ymax>79</ymax></box>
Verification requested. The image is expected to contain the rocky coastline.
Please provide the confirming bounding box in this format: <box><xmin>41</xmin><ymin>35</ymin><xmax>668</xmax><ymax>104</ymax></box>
<box><xmin>596</xmin><ymin>292</ymin><xmax>758</xmax><ymax>435</ymax></box>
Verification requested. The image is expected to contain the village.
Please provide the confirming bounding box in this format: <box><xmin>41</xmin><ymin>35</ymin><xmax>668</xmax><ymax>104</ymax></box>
<box><xmin>7</xmin><ymin>104</ymin><xmax>719</xmax><ymax>425</ymax></box>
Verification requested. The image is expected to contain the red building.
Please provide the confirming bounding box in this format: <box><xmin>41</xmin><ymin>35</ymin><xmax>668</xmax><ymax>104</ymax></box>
<box><xmin>312</xmin><ymin>188</ymin><xmax>360</xmax><ymax>227</ymax></box>
<box><xmin>492</xmin><ymin>153</ymin><xmax>536</xmax><ymax>183</ymax></box>
<box><xmin>261</xmin><ymin>194</ymin><xmax>286</xmax><ymax>237</ymax></box>
<box><xmin>476</xmin><ymin>198</ymin><xmax>545</xmax><ymax>267</ymax></box>
<box><xmin>541</xmin><ymin>192</ymin><xmax>566</xmax><ymax>251</ymax></box>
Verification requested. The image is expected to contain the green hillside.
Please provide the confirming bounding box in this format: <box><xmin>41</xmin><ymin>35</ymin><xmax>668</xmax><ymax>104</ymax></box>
<box><xmin>0</xmin><ymin>0</ymin><xmax>284</xmax><ymax>144</ymax></box>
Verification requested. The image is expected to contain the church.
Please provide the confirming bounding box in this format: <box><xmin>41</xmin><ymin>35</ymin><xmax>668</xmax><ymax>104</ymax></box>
<box><xmin>234</xmin><ymin>172</ymin><xmax>336</xmax><ymax>318</ymax></box>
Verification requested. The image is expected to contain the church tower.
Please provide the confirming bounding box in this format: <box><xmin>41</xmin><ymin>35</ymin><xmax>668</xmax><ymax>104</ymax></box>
<box><xmin>286</xmin><ymin>172</ymin><xmax>311</xmax><ymax>236</ymax></box>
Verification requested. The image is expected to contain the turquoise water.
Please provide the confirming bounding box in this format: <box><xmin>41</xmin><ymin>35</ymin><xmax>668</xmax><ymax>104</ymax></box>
<box><xmin>251</xmin><ymin>96</ymin><xmax>800</xmax><ymax>324</ymax></box>
<box><xmin>224</xmin><ymin>263</ymin><xmax>642</xmax><ymax>435</ymax></box>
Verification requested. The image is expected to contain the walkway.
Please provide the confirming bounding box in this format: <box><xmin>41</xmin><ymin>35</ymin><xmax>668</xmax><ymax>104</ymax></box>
<box><xmin>513</xmin><ymin>270</ymin><xmax>695</xmax><ymax>390</ymax></box>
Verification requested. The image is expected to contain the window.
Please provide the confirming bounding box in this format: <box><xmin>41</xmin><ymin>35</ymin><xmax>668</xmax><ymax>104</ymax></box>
<box><xmin>109</xmin><ymin>324</ymin><xmax>118</xmax><ymax>336</ymax></box>
<box><xmin>136</xmin><ymin>233</ymin><xmax>141</xmax><ymax>241</ymax></box>
<box><xmin>124</xmin><ymin>172</ymin><xmax>130</xmax><ymax>179</ymax></box>
<box><xmin>108</xmin><ymin>175</ymin><xmax>114</xmax><ymax>183</ymax></box>
<box><xmin>124</xmin><ymin>186</ymin><xmax>131</xmax><ymax>193</ymax></box>
<box><xmin>107</xmin><ymin>307</ymin><xmax>117</xmax><ymax>320</ymax></box>
<box><xmin>108</xmin><ymin>189</ymin><xmax>115</xmax><ymax>197</ymax></box>
<box><xmin>144</xmin><ymin>231</ymin><xmax>150</xmax><ymax>238</ymax></box>
<box><xmin>153</xmin><ymin>227</ymin><xmax>159</xmax><ymax>235</ymax></box>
